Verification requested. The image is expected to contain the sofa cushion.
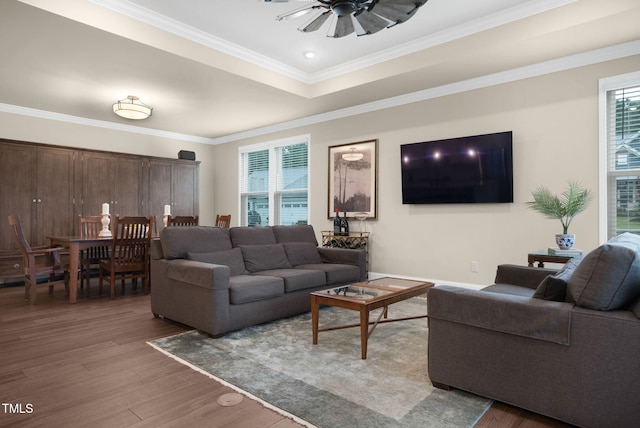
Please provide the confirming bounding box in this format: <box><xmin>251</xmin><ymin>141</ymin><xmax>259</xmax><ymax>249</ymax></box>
<box><xmin>254</xmin><ymin>269</ymin><xmax>326</xmax><ymax>292</ymax></box>
<box><xmin>296</xmin><ymin>263</ymin><xmax>360</xmax><ymax>285</ymax></box>
<box><xmin>282</xmin><ymin>242</ymin><xmax>322</xmax><ymax>266</ymax></box>
<box><xmin>187</xmin><ymin>248</ymin><xmax>248</xmax><ymax>276</ymax></box>
<box><xmin>239</xmin><ymin>244</ymin><xmax>292</xmax><ymax>273</ymax></box>
<box><xmin>229</xmin><ymin>275</ymin><xmax>284</xmax><ymax>304</ymax></box>
<box><xmin>273</xmin><ymin>225</ymin><xmax>318</xmax><ymax>245</ymax></box>
<box><xmin>534</xmin><ymin>257</ymin><xmax>581</xmax><ymax>302</ymax></box>
<box><xmin>161</xmin><ymin>226</ymin><xmax>232</xmax><ymax>260</ymax></box>
<box><xmin>567</xmin><ymin>243</ymin><xmax>640</xmax><ymax>310</ymax></box>
<box><xmin>609</xmin><ymin>231</ymin><xmax>640</xmax><ymax>249</ymax></box>
<box><xmin>230</xmin><ymin>226</ymin><xmax>277</xmax><ymax>246</ymax></box>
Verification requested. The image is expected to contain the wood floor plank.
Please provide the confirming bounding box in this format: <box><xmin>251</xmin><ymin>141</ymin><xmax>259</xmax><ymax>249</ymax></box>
<box><xmin>0</xmin><ymin>283</ymin><xmax>572</xmax><ymax>427</ymax></box>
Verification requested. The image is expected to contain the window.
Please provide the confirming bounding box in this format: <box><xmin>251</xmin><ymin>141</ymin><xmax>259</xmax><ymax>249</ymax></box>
<box><xmin>239</xmin><ymin>136</ymin><xmax>309</xmax><ymax>226</ymax></box>
<box><xmin>600</xmin><ymin>72</ymin><xmax>640</xmax><ymax>241</ymax></box>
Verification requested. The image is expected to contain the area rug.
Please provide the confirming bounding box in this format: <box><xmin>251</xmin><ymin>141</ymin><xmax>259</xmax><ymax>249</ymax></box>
<box><xmin>148</xmin><ymin>298</ymin><xmax>492</xmax><ymax>427</ymax></box>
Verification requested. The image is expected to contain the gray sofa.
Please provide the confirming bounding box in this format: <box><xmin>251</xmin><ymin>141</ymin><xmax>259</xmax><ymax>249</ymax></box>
<box><xmin>427</xmin><ymin>233</ymin><xmax>640</xmax><ymax>428</ymax></box>
<box><xmin>150</xmin><ymin>224</ymin><xmax>366</xmax><ymax>337</ymax></box>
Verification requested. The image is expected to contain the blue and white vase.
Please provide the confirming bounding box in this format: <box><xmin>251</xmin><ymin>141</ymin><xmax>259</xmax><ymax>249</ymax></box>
<box><xmin>555</xmin><ymin>234</ymin><xmax>575</xmax><ymax>250</ymax></box>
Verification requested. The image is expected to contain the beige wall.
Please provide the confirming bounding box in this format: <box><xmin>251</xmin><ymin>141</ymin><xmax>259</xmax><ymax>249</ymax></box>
<box><xmin>2</xmin><ymin>55</ymin><xmax>638</xmax><ymax>285</ymax></box>
<box><xmin>213</xmin><ymin>55</ymin><xmax>640</xmax><ymax>285</ymax></box>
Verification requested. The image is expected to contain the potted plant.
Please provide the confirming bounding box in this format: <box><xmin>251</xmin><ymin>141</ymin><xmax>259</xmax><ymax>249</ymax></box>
<box><xmin>526</xmin><ymin>180</ymin><xmax>593</xmax><ymax>250</ymax></box>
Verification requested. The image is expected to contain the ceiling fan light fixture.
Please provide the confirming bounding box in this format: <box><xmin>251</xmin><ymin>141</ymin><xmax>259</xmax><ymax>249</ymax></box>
<box><xmin>112</xmin><ymin>95</ymin><xmax>152</xmax><ymax>120</ymax></box>
<box><xmin>331</xmin><ymin>0</ymin><xmax>358</xmax><ymax>16</ymax></box>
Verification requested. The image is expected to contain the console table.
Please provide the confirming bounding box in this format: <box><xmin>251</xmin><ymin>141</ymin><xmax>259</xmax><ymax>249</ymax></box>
<box><xmin>322</xmin><ymin>231</ymin><xmax>369</xmax><ymax>277</ymax></box>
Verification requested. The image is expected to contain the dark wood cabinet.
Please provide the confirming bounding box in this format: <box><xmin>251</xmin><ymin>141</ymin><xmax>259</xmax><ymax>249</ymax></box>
<box><xmin>0</xmin><ymin>139</ymin><xmax>199</xmax><ymax>281</ymax></box>
<box><xmin>34</xmin><ymin>147</ymin><xmax>76</xmax><ymax>245</ymax></box>
<box><xmin>148</xmin><ymin>159</ymin><xmax>199</xmax><ymax>232</ymax></box>
<box><xmin>0</xmin><ymin>142</ymin><xmax>76</xmax><ymax>279</ymax></box>
<box><xmin>81</xmin><ymin>152</ymin><xmax>143</xmax><ymax>218</ymax></box>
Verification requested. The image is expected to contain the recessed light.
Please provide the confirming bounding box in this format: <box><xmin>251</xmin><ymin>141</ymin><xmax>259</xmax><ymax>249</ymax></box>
<box><xmin>304</xmin><ymin>51</ymin><xmax>315</xmax><ymax>59</ymax></box>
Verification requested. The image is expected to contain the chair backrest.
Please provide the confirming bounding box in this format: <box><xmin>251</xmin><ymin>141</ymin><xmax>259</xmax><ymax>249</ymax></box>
<box><xmin>215</xmin><ymin>214</ymin><xmax>231</xmax><ymax>228</ymax></box>
<box><xmin>111</xmin><ymin>216</ymin><xmax>152</xmax><ymax>265</ymax></box>
<box><xmin>8</xmin><ymin>214</ymin><xmax>31</xmax><ymax>255</ymax></box>
<box><xmin>79</xmin><ymin>215</ymin><xmax>103</xmax><ymax>238</ymax></box>
<box><xmin>167</xmin><ymin>215</ymin><xmax>199</xmax><ymax>227</ymax></box>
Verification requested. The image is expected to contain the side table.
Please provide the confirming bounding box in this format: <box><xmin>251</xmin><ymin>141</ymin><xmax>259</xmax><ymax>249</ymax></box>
<box><xmin>527</xmin><ymin>251</ymin><xmax>580</xmax><ymax>268</ymax></box>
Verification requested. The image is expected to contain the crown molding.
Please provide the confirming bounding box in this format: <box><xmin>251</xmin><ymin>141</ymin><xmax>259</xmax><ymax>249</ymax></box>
<box><xmin>89</xmin><ymin>0</ymin><xmax>577</xmax><ymax>85</ymax></box>
<box><xmin>0</xmin><ymin>103</ymin><xmax>217</xmax><ymax>145</ymax></box>
<box><xmin>211</xmin><ymin>40</ymin><xmax>640</xmax><ymax>144</ymax></box>
<box><xmin>308</xmin><ymin>0</ymin><xmax>578</xmax><ymax>83</ymax></box>
<box><xmin>2</xmin><ymin>40</ymin><xmax>638</xmax><ymax>146</ymax></box>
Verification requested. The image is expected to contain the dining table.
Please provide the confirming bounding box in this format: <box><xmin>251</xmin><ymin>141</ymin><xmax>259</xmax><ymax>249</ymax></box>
<box><xmin>47</xmin><ymin>235</ymin><xmax>113</xmax><ymax>303</ymax></box>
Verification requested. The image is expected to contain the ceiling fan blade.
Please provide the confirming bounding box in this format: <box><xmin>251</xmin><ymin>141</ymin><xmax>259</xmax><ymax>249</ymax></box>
<box><xmin>328</xmin><ymin>15</ymin><xmax>355</xmax><ymax>38</ymax></box>
<box><xmin>377</xmin><ymin>0</ymin><xmax>429</xmax><ymax>6</ymax></box>
<box><xmin>299</xmin><ymin>10</ymin><xmax>332</xmax><ymax>33</ymax></box>
<box><xmin>371</xmin><ymin>4</ymin><xmax>415</xmax><ymax>23</ymax></box>
<box><xmin>276</xmin><ymin>3</ymin><xmax>322</xmax><ymax>21</ymax></box>
<box><xmin>374</xmin><ymin>0</ymin><xmax>428</xmax><ymax>24</ymax></box>
<box><xmin>354</xmin><ymin>10</ymin><xmax>390</xmax><ymax>35</ymax></box>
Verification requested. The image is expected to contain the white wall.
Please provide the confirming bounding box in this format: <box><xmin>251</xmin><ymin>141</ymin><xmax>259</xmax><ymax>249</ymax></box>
<box><xmin>212</xmin><ymin>55</ymin><xmax>640</xmax><ymax>285</ymax></box>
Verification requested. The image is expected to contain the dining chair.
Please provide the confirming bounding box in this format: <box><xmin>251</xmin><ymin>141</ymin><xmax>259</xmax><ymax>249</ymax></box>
<box><xmin>78</xmin><ymin>215</ymin><xmax>110</xmax><ymax>291</ymax></box>
<box><xmin>98</xmin><ymin>215</ymin><xmax>152</xmax><ymax>299</ymax></box>
<box><xmin>215</xmin><ymin>214</ymin><xmax>231</xmax><ymax>228</ymax></box>
<box><xmin>8</xmin><ymin>214</ymin><xmax>69</xmax><ymax>304</ymax></box>
<box><xmin>167</xmin><ymin>215</ymin><xmax>199</xmax><ymax>227</ymax></box>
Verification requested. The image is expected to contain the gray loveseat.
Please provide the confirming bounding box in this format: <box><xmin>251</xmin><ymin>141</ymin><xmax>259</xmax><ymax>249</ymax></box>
<box><xmin>427</xmin><ymin>233</ymin><xmax>640</xmax><ymax>428</ymax></box>
<box><xmin>150</xmin><ymin>224</ymin><xmax>366</xmax><ymax>337</ymax></box>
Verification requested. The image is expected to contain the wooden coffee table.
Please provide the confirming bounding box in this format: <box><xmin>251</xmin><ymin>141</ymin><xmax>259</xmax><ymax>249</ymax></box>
<box><xmin>310</xmin><ymin>279</ymin><xmax>433</xmax><ymax>359</ymax></box>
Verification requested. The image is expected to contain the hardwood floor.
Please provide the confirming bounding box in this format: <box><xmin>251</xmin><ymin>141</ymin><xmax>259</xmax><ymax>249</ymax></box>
<box><xmin>0</xmin><ymin>283</ymin><xmax>572</xmax><ymax>427</ymax></box>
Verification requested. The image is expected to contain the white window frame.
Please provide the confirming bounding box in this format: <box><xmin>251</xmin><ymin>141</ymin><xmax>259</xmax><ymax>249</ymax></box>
<box><xmin>598</xmin><ymin>71</ymin><xmax>640</xmax><ymax>243</ymax></box>
<box><xmin>238</xmin><ymin>134</ymin><xmax>311</xmax><ymax>226</ymax></box>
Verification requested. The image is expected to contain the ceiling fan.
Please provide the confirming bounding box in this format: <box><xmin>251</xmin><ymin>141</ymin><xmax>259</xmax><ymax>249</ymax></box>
<box><xmin>264</xmin><ymin>0</ymin><xmax>429</xmax><ymax>38</ymax></box>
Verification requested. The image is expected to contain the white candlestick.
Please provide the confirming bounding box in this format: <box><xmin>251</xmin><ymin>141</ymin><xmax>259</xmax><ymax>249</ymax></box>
<box><xmin>164</xmin><ymin>204</ymin><xmax>171</xmax><ymax>216</ymax></box>
<box><xmin>99</xmin><ymin>213</ymin><xmax>112</xmax><ymax>238</ymax></box>
<box><xmin>102</xmin><ymin>203</ymin><xmax>109</xmax><ymax>215</ymax></box>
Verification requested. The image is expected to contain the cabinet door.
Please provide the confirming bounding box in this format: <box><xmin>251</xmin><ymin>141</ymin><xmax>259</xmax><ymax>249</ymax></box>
<box><xmin>0</xmin><ymin>142</ymin><xmax>36</xmax><ymax>250</ymax></box>
<box><xmin>171</xmin><ymin>162</ymin><xmax>198</xmax><ymax>216</ymax></box>
<box><xmin>34</xmin><ymin>147</ymin><xmax>75</xmax><ymax>245</ymax></box>
<box><xmin>113</xmin><ymin>156</ymin><xmax>143</xmax><ymax>218</ymax></box>
<box><xmin>81</xmin><ymin>152</ymin><xmax>115</xmax><ymax>217</ymax></box>
<box><xmin>148</xmin><ymin>160</ymin><xmax>172</xmax><ymax>230</ymax></box>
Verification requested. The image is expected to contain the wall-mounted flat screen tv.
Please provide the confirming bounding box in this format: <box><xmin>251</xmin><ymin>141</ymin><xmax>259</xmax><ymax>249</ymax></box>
<box><xmin>401</xmin><ymin>131</ymin><xmax>513</xmax><ymax>204</ymax></box>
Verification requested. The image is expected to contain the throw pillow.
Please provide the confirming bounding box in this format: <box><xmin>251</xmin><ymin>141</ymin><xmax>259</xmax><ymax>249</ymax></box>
<box><xmin>239</xmin><ymin>244</ymin><xmax>292</xmax><ymax>273</ymax></box>
<box><xmin>533</xmin><ymin>257</ymin><xmax>581</xmax><ymax>302</ymax></box>
<box><xmin>567</xmin><ymin>243</ymin><xmax>640</xmax><ymax>311</ymax></box>
<box><xmin>187</xmin><ymin>248</ymin><xmax>248</xmax><ymax>276</ymax></box>
<box><xmin>282</xmin><ymin>242</ymin><xmax>322</xmax><ymax>266</ymax></box>
<box><xmin>161</xmin><ymin>226</ymin><xmax>232</xmax><ymax>260</ymax></box>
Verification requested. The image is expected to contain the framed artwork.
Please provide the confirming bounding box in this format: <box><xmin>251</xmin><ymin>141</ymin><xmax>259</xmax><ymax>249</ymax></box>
<box><xmin>328</xmin><ymin>139</ymin><xmax>378</xmax><ymax>219</ymax></box>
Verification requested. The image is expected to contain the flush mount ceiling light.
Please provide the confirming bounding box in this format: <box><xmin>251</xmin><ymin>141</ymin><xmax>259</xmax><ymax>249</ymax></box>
<box><xmin>269</xmin><ymin>0</ymin><xmax>429</xmax><ymax>38</ymax></box>
<box><xmin>112</xmin><ymin>95</ymin><xmax>152</xmax><ymax>120</ymax></box>
<box><xmin>342</xmin><ymin>147</ymin><xmax>364</xmax><ymax>161</ymax></box>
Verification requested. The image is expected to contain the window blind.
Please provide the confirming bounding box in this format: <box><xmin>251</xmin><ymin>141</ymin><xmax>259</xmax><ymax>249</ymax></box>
<box><xmin>606</xmin><ymin>85</ymin><xmax>640</xmax><ymax>239</ymax></box>
<box><xmin>239</xmin><ymin>137</ymin><xmax>309</xmax><ymax>226</ymax></box>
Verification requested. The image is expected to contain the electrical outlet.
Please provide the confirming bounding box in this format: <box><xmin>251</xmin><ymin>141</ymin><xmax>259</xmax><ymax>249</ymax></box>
<box><xmin>471</xmin><ymin>261</ymin><xmax>480</xmax><ymax>273</ymax></box>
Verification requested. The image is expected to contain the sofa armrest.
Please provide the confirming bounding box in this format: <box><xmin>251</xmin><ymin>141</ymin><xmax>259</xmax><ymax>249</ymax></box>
<box><xmin>494</xmin><ymin>264</ymin><xmax>558</xmax><ymax>290</ymax></box>
<box><xmin>318</xmin><ymin>247</ymin><xmax>367</xmax><ymax>281</ymax></box>
<box><xmin>165</xmin><ymin>259</ymin><xmax>231</xmax><ymax>290</ymax></box>
<box><xmin>428</xmin><ymin>285</ymin><xmax>573</xmax><ymax>344</ymax></box>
